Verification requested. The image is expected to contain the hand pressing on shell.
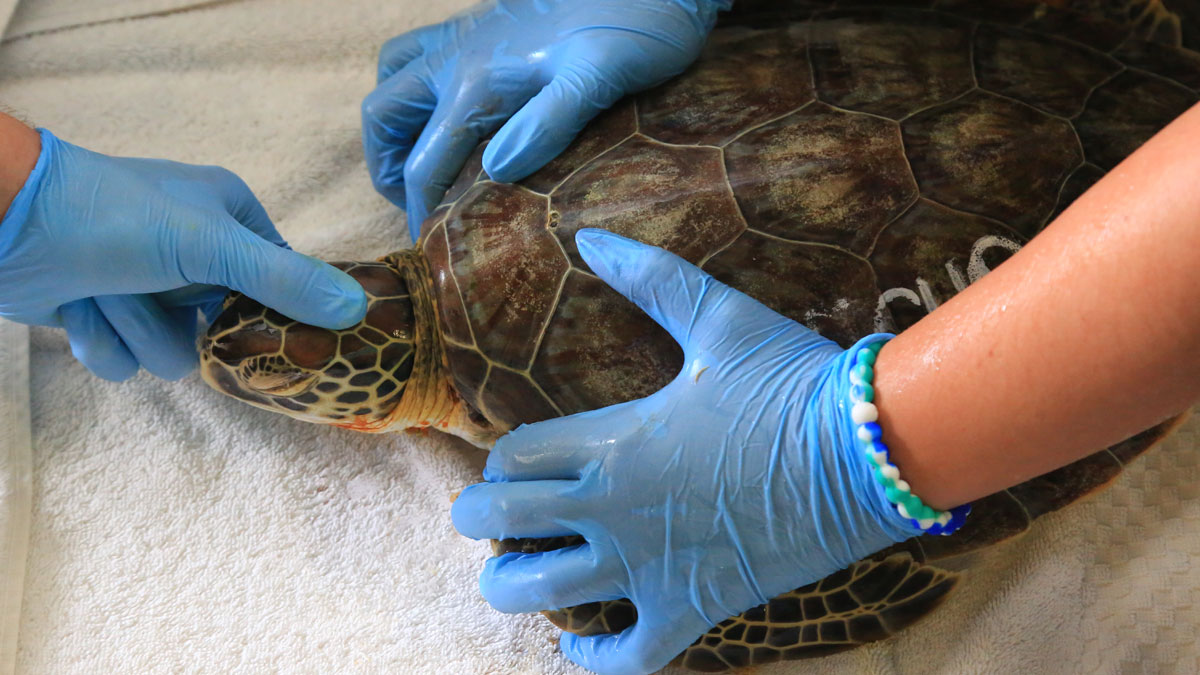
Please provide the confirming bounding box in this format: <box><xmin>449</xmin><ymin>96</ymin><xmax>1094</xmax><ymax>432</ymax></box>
<box><xmin>451</xmin><ymin>230</ymin><xmax>920</xmax><ymax>675</ymax></box>
<box><xmin>362</xmin><ymin>0</ymin><xmax>732</xmax><ymax>240</ymax></box>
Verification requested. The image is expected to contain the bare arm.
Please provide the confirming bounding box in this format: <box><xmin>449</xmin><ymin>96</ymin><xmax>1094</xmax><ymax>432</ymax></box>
<box><xmin>0</xmin><ymin>112</ymin><xmax>40</xmax><ymax>218</ymax></box>
<box><xmin>878</xmin><ymin>102</ymin><xmax>1200</xmax><ymax>510</ymax></box>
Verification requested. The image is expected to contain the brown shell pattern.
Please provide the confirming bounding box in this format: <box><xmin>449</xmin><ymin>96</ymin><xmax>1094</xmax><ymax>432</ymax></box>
<box><xmin>416</xmin><ymin>1</ymin><xmax>1197</xmax><ymax>670</ymax></box>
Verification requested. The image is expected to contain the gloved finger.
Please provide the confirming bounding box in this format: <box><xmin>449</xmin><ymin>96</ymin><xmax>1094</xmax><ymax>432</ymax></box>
<box><xmin>362</xmin><ymin>59</ymin><xmax>438</xmax><ymax>210</ymax></box>
<box><xmin>576</xmin><ymin>228</ymin><xmax>795</xmax><ymax>358</ymax></box>
<box><xmin>167</xmin><ymin>304</ymin><xmax>200</xmax><ymax>339</ymax></box>
<box><xmin>484</xmin><ymin>400</ymin><xmax>644</xmax><ymax>482</ymax></box>
<box><xmin>451</xmin><ymin>480</ymin><xmax>583</xmax><ymax>541</ymax></box>
<box><xmin>402</xmin><ymin>87</ymin><xmax>530</xmax><ymax>239</ymax></box>
<box><xmin>560</xmin><ymin>614</ymin><xmax>706</xmax><ymax>675</ymax></box>
<box><xmin>153</xmin><ymin>285</ymin><xmax>228</xmax><ymax>327</ymax></box>
<box><xmin>483</xmin><ymin>61</ymin><xmax>627</xmax><ymax>183</ymax></box>
<box><xmin>377</xmin><ymin>24</ymin><xmax>440</xmax><ymax>83</ymax></box>
<box><xmin>574</xmin><ymin>228</ymin><xmax>720</xmax><ymax>350</ymax></box>
<box><xmin>479</xmin><ymin>546</ymin><xmax>625</xmax><ymax>614</ymax></box>
<box><xmin>94</xmin><ymin>294</ymin><xmax>197</xmax><ymax>380</ymax></box>
<box><xmin>59</xmin><ymin>299</ymin><xmax>139</xmax><ymax>382</ymax></box>
<box><xmin>176</xmin><ymin>214</ymin><xmax>367</xmax><ymax>330</ymax></box>
<box><xmin>155</xmin><ymin>284</ymin><xmax>228</xmax><ymax>313</ymax></box>
<box><xmin>207</xmin><ymin>166</ymin><xmax>290</xmax><ymax>250</ymax></box>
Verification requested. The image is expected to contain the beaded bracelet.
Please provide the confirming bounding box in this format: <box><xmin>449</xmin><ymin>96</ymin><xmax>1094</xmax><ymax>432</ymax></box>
<box><xmin>849</xmin><ymin>339</ymin><xmax>970</xmax><ymax>536</ymax></box>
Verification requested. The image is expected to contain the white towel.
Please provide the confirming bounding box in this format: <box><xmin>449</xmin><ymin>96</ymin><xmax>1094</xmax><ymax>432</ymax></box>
<box><xmin>1</xmin><ymin>0</ymin><xmax>1198</xmax><ymax>672</ymax></box>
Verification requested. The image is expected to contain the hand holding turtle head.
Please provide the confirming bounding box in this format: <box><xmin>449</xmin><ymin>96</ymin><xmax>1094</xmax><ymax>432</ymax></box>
<box><xmin>0</xmin><ymin>121</ymin><xmax>367</xmax><ymax>382</ymax></box>
<box><xmin>362</xmin><ymin>0</ymin><xmax>732</xmax><ymax>240</ymax></box>
<box><xmin>451</xmin><ymin>230</ymin><xmax>924</xmax><ymax>675</ymax></box>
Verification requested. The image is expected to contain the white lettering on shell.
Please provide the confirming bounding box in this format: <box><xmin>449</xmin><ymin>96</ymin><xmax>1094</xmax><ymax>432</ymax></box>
<box><xmin>874</xmin><ymin>234</ymin><xmax>1023</xmax><ymax>331</ymax></box>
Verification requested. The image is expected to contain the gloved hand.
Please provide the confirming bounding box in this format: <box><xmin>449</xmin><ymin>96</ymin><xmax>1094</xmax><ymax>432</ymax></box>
<box><xmin>362</xmin><ymin>0</ymin><xmax>732</xmax><ymax>240</ymax></box>
<box><xmin>0</xmin><ymin>129</ymin><xmax>367</xmax><ymax>382</ymax></box>
<box><xmin>451</xmin><ymin>230</ymin><xmax>924</xmax><ymax>675</ymax></box>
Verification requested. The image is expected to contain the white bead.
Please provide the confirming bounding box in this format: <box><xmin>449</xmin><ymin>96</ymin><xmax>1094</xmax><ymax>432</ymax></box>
<box><xmin>896</xmin><ymin>502</ymin><xmax>911</xmax><ymax>519</ymax></box>
<box><xmin>857</xmin><ymin>426</ymin><xmax>874</xmax><ymax>442</ymax></box>
<box><xmin>895</xmin><ymin>479</ymin><xmax>910</xmax><ymax>493</ymax></box>
<box><xmin>917</xmin><ymin>518</ymin><xmax>936</xmax><ymax>530</ymax></box>
<box><xmin>851</xmin><ymin>401</ymin><xmax>878</xmax><ymax>425</ymax></box>
<box><xmin>870</xmin><ymin>450</ymin><xmax>889</xmax><ymax>466</ymax></box>
<box><xmin>881</xmin><ymin>464</ymin><xmax>900</xmax><ymax>481</ymax></box>
<box><xmin>849</xmin><ymin>372</ymin><xmax>862</xmax><ymax>387</ymax></box>
<box><xmin>937</xmin><ymin>512</ymin><xmax>952</xmax><ymax>526</ymax></box>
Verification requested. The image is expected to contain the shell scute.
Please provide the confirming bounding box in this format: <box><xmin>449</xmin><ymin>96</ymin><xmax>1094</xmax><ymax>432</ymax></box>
<box><xmin>445</xmin><ymin>182</ymin><xmax>565</xmax><ymax>369</ymax></box>
<box><xmin>477</xmin><ymin>367</ymin><xmax>561</xmax><ymax>430</ymax></box>
<box><xmin>724</xmin><ymin>103</ymin><xmax>917</xmax><ymax>252</ymax></box>
<box><xmin>551</xmin><ymin>136</ymin><xmax>746</xmax><ymax>267</ymax></box>
<box><xmin>1006</xmin><ymin>449</ymin><xmax>1124</xmax><ymax>520</ymax></box>
<box><xmin>521</xmin><ymin>100</ymin><xmax>637</xmax><ymax>194</ymax></box>
<box><xmin>421</xmin><ymin>222</ymin><xmax>474</xmax><ymax>345</ymax></box>
<box><xmin>638</xmin><ymin>24</ymin><xmax>814</xmax><ymax>146</ymax></box>
<box><xmin>702</xmin><ymin>232</ymin><xmax>879</xmax><ymax>348</ymax></box>
<box><xmin>530</xmin><ymin>271</ymin><xmax>681</xmax><ymax>416</ymax></box>
<box><xmin>1114</xmin><ymin>39</ymin><xmax>1200</xmax><ymax>92</ymax></box>
<box><xmin>974</xmin><ymin>23</ymin><xmax>1123</xmax><ymax>117</ymax></box>
<box><xmin>901</xmin><ymin>90</ymin><xmax>1081</xmax><ymax>237</ymax></box>
<box><xmin>870</xmin><ymin>198</ymin><xmax>1023</xmax><ymax>331</ymax></box>
<box><xmin>809</xmin><ymin>9</ymin><xmax>973</xmax><ymax>119</ymax></box>
<box><xmin>1076</xmin><ymin>69</ymin><xmax>1199</xmax><ymax>170</ymax></box>
<box><xmin>444</xmin><ymin>343</ymin><xmax>489</xmax><ymax>420</ymax></box>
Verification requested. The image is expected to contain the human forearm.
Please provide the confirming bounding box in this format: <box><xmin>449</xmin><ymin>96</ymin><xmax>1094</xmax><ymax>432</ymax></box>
<box><xmin>0</xmin><ymin>112</ymin><xmax>41</xmax><ymax>219</ymax></box>
<box><xmin>877</xmin><ymin>102</ymin><xmax>1200</xmax><ymax>510</ymax></box>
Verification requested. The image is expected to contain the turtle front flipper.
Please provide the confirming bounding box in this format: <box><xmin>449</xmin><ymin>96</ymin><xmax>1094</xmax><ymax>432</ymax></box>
<box><xmin>677</xmin><ymin>553</ymin><xmax>959</xmax><ymax>672</ymax></box>
<box><xmin>495</xmin><ymin>538</ymin><xmax>959</xmax><ymax>672</ymax></box>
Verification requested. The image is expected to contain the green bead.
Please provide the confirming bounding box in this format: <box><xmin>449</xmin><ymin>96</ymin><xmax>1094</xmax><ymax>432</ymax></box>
<box><xmin>872</xmin><ymin>467</ymin><xmax>888</xmax><ymax>486</ymax></box>
<box><xmin>903</xmin><ymin>493</ymin><xmax>925</xmax><ymax>515</ymax></box>
<box><xmin>885</xmin><ymin>485</ymin><xmax>902</xmax><ymax>503</ymax></box>
<box><xmin>857</xmin><ymin>348</ymin><xmax>877</xmax><ymax>366</ymax></box>
<box><xmin>867</xmin><ymin>340</ymin><xmax>884</xmax><ymax>355</ymax></box>
<box><xmin>860</xmin><ymin>382</ymin><xmax>874</xmax><ymax>403</ymax></box>
<box><xmin>853</xmin><ymin>363</ymin><xmax>874</xmax><ymax>384</ymax></box>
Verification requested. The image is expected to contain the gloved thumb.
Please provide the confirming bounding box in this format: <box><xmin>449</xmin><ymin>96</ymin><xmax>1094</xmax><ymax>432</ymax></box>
<box><xmin>177</xmin><ymin>216</ymin><xmax>367</xmax><ymax>330</ymax></box>
<box><xmin>559</xmin><ymin>611</ymin><xmax>709</xmax><ymax>675</ymax></box>
<box><xmin>576</xmin><ymin>229</ymin><xmax>826</xmax><ymax>360</ymax></box>
<box><xmin>575</xmin><ymin>228</ymin><xmax>745</xmax><ymax>353</ymax></box>
<box><xmin>483</xmin><ymin>60</ymin><xmax>626</xmax><ymax>183</ymax></box>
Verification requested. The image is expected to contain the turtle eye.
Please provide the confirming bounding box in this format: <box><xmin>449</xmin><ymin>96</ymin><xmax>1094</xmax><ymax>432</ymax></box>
<box><xmin>245</xmin><ymin>369</ymin><xmax>318</xmax><ymax>397</ymax></box>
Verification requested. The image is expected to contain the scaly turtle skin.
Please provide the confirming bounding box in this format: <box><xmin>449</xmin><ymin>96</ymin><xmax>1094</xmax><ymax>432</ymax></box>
<box><xmin>200</xmin><ymin>1</ymin><xmax>1198</xmax><ymax>670</ymax></box>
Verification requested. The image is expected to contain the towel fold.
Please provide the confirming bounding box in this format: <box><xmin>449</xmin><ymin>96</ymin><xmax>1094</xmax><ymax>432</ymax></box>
<box><xmin>0</xmin><ymin>0</ymin><xmax>1198</xmax><ymax>672</ymax></box>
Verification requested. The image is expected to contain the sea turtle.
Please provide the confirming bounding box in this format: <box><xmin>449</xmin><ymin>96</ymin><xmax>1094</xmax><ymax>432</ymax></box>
<box><xmin>199</xmin><ymin>0</ymin><xmax>1198</xmax><ymax>670</ymax></box>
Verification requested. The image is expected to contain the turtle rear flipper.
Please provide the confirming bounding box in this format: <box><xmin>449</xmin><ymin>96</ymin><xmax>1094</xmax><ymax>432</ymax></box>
<box><xmin>678</xmin><ymin>552</ymin><xmax>959</xmax><ymax>672</ymax></box>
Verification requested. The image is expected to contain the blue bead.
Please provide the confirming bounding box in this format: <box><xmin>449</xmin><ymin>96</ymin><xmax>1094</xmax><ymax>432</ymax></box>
<box><xmin>868</xmin><ymin>439</ymin><xmax>889</xmax><ymax>456</ymax></box>
<box><xmin>861</xmin><ymin>421</ymin><xmax>882</xmax><ymax>441</ymax></box>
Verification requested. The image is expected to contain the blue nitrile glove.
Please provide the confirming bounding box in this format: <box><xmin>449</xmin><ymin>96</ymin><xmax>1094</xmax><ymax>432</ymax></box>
<box><xmin>452</xmin><ymin>230</ymin><xmax>923</xmax><ymax>675</ymax></box>
<box><xmin>0</xmin><ymin>129</ymin><xmax>367</xmax><ymax>382</ymax></box>
<box><xmin>362</xmin><ymin>0</ymin><xmax>732</xmax><ymax>240</ymax></box>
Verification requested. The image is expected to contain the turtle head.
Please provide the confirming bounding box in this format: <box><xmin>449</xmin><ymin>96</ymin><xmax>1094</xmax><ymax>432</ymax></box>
<box><xmin>199</xmin><ymin>261</ymin><xmax>418</xmax><ymax>432</ymax></box>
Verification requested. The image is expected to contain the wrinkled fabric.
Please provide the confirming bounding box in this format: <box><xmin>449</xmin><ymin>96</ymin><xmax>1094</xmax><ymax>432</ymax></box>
<box><xmin>452</xmin><ymin>230</ymin><xmax>920</xmax><ymax>675</ymax></box>
<box><xmin>0</xmin><ymin>129</ymin><xmax>366</xmax><ymax>382</ymax></box>
<box><xmin>361</xmin><ymin>0</ymin><xmax>732</xmax><ymax>239</ymax></box>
